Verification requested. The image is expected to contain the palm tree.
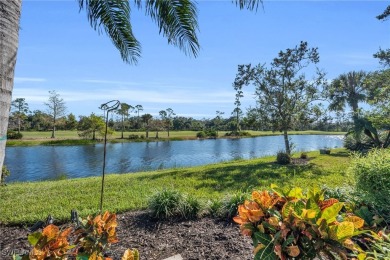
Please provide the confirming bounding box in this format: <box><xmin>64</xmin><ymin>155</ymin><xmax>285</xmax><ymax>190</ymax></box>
<box><xmin>135</xmin><ymin>104</ymin><xmax>143</xmax><ymax>128</ymax></box>
<box><xmin>0</xmin><ymin>0</ymin><xmax>261</xmax><ymax>182</ymax></box>
<box><xmin>326</xmin><ymin>71</ymin><xmax>368</xmax><ymax>143</ymax></box>
<box><xmin>117</xmin><ymin>103</ymin><xmax>131</xmax><ymax>139</ymax></box>
<box><xmin>326</xmin><ymin>71</ymin><xmax>368</xmax><ymax>117</ymax></box>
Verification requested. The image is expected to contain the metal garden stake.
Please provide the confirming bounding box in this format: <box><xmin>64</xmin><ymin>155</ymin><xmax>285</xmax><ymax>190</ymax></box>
<box><xmin>99</xmin><ymin>100</ymin><xmax>120</xmax><ymax>213</ymax></box>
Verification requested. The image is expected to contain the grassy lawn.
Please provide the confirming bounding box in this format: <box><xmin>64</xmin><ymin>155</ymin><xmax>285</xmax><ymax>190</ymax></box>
<box><xmin>0</xmin><ymin>149</ymin><xmax>352</xmax><ymax>225</ymax></box>
<box><xmin>7</xmin><ymin>130</ymin><xmax>345</xmax><ymax>146</ymax></box>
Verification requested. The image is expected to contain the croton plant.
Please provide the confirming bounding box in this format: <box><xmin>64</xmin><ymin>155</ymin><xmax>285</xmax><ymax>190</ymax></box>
<box><xmin>14</xmin><ymin>211</ymin><xmax>139</xmax><ymax>260</ymax></box>
<box><xmin>233</xmin><ymin>185</ymin><xmax>367</xmax><ymax>260</ymax></box>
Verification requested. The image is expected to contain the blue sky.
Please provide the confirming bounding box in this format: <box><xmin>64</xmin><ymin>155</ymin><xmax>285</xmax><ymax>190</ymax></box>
<box><xmin>13</xmin><ymin>0</ymin><xmax>389</xmax><ymax>119</ymax></box>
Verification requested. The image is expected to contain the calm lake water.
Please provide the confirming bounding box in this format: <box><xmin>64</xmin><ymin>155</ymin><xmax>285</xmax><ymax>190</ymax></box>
<box><xmin>5</xmin><ymin>135</ymin><xmax>344</xmax><ymax>182</ymax></box>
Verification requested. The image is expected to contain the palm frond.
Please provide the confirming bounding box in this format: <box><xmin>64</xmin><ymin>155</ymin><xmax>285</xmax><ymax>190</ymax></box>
<box><xmin>234</xmin><ymin>0</ymin><xmax>263</xmax><ymax>11</ymax></box>
<box><xmin>79</xmin><ymin>0</ymin><xmax>141</xmax><ymax>64</ymax></box>
<box><xmin>144</xmin><ymin>0</ymin><xmax>200</xmax><ymax>57</ymax></box>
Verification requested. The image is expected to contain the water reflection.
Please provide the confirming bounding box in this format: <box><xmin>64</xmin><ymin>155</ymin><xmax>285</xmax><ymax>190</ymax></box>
<box><xmin>5</xmin><ymin>135</ymin><xmax>344</xmax><ymax>182</ymax></box>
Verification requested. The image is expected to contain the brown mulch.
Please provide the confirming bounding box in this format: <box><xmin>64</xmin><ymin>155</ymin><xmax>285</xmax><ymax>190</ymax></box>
<box><xmin>0</xmin><ymin>210</ymin><xmax>254</xmax><ymax>260</ymax></box>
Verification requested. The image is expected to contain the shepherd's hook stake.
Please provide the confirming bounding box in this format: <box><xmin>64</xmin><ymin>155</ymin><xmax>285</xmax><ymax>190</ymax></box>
<box><xmin>99</xmin><ymin>100</ymin><xmax>120</xmax><ymax>213</ymax></box>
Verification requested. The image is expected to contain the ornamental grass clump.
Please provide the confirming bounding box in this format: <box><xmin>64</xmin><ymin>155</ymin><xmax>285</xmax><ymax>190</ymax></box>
<box><xmin>148</xmin><ymin>189</ymin><xmax>184</xmax><ymax>219</ymax></box>
<box><xmin>233</xmin><ymin>185</ymin><xmax>367</xmax><ymax>260</ymax></box>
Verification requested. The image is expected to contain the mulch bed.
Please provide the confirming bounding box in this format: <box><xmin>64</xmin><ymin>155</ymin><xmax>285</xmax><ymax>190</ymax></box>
<box><xmin>0</xmin><ymin>210</ymin><xmax>254</xmax><ymax>260</ymax></box>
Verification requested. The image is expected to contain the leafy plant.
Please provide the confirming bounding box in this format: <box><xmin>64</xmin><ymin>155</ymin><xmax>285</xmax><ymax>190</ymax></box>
<box><xmin>14</xmin><ymin>211</ymin><xmax>139</xmax><ymax>260</ymax></box>
<box><xmin>350</xmin><ymin>149</ymin><xmax>390</xmax><ymax>220</ymax></box>
<box><xmin>74</xmin><ymin>211</ymin><xmax>118</xmax><ymax>258</ymax></box>
<box><xmin>365</xmin><ymin>231</ymin><xmax>390</xmax><ymax>260</ymax></box>
<box><xmin>276</xmin><ymin>151</ymin><xmax>291</xmax><ymax>165</ymax></box>
<box><xmin>23</xmin><ymin>224</ymin><xmax>74</xmax><ymax>260</ymax></box>
<box><xmin>233</xmin><ymin>185</ymin><xmax>367</xmax><ymax>259</ymax></box>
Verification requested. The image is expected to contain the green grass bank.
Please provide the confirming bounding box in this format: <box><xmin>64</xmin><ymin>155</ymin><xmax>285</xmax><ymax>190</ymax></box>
<box><xmin>0</xmin><ymin>149</ymin><xmax>351</xmax><ymax>225</ymax></box>
<box><xmin>6</xmin><ymin>130</ymin><xmax>345</xmax><ymax>146</ymax></box>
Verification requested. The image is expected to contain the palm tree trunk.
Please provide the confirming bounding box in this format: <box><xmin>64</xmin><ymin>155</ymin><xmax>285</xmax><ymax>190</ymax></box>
<box><xmin>0</xmin><ymin>0</ymin><xmax>22</xmax><ymax>180</ymax></box>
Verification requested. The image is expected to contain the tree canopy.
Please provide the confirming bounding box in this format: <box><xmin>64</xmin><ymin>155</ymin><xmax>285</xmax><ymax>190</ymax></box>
<box><xmin>233</xmin><ymin>41</ymin><xmax>325</xmax><ymax>155</ymax></box>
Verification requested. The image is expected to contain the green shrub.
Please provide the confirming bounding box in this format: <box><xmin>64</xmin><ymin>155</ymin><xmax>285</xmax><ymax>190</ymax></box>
<box><xmin>7</xmin><ymin>131</ymin><xmax>23</xmax><ymax>139</ymax></box>
<box><xmin>323</xmin><ymin>185</ymin><xmax>385</xmax><ymax>228</ymax></box>
<box><xmin>300</xmin><ymin>152</ymin><xmax>308</xmax><ymax>159</ymax></box>
<box><xmin>349</xmin><ymin>149</ymin><xmax>390</xmax><ymax>218</ymax></box>
<box><xmin>128</xmin><ymin>134</ymin><xmax>139</xmax><ymax>139</ymax></box>
<box><xmin>276</xmin><ymin>150</ymin><xmax>291</xmax><ymax>165</ymax></box>
<box><xmin>225</xmin><ymin>131</ymin><xmax>251</xmax><ymax>137</ymax></box>
<box><xmin>205</xmin><ymin>130</ymin><xmax>217</xmax><ymax>138</ymax></box>
<box><xmin>148</xmin><ymin>189</ymin><xmax>183</xmax><ymax>219</ymax></box>
<box><xmin>180</xmin><ymin>194</ymin><xmax>201</xmax><ymax>219</ymax></box>
<box><xmin>196</xmin><ymin>131</ymin><xmax>206</xmax><ymax>138</ymax></box>
<box><xmin>1</xmin><ymin>165</ymin><xmax>10</xmax><ymax>184</ymax></box>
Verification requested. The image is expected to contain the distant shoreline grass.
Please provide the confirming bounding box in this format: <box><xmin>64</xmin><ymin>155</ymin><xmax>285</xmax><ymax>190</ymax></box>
<box><xmin>0</xmin><ymin>148</ymin><xmax>351</xmax><ymax>225</ymax></box>
<box><xmin>6</xmin><ymin>130</ymin><xmax>346</xmax><ymax>147</ymax></box>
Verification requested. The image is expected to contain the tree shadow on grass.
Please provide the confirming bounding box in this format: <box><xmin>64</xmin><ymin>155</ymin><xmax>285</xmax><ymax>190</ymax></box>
<box><xmin>134</xmin><ymin>160</ymin><xmax>332</xmax><ymax>194</ymax></box>
<box><xmin>328</xmin><ymin>150</ymin><xmax>350</xmax><ymax>158</ymax></box>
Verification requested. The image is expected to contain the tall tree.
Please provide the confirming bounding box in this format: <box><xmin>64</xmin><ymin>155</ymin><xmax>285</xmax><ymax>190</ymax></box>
<box><xmin>65</xmin><ymin>113</ymin><xmax>78</xmax><ymax>130</ymax></box>
<box><xmin>374</xmin><ymin>6</ymin><xmax>390</xmax><ymax>67</ymax></box>
<box><xmin>11</xmin><ymin>98</ymin><xmax>29</xmax><ymax>133</ymax></box>
<box><xmin>234</xmin><ymin>41</ymin><xmax>324</xmax><ymax>155</ymax></box>
<box><xmin>325</xmin><ymin>71</ymin><xmax>368</xmax><ymax>117</ymax></box>
<box><xmin>160</xmin><ymin>108</ymin><xmax>176</xmax><ymax>137</ymax></box>
<box><xmin>214</xmin><ymin>111</ymin><xmax>225</xmax><ymax>136</ymax></box>
<box><xmin>0</xmin><ymin>0</ymin><xmax>260</xmax><ymax>182</ymax></box>
<box><xmin>45</xmin><ymin>90</ymin><xmax>67</xmax><ymax>138</ymax></box>
<box><xmin>134</xmin><ymin>104</ymin><xmax>143</xmax><ymax>127</ymax></box>
<box><xmin>141</xmin><ymin>113</ymin><xmax>153</xmax><ymax>138</ymax></box>
<box><xmin>232</xmin><ymin>84</ymin><xmax>244</xmax><ymax>133</ymax></box>
<box><xmin>116</xmin><ymin>103</ymin><xmax>131</xmax><ymax>139</ymax></box>
<box><xmin>28</xmin><ymin>110</ymin><xmax>51</xmax><ymax>131</ymax></box>
<box><xmin>325</xmin><ymin>71</ymin><xmax>368</xmax><ymax>144</ymax></box>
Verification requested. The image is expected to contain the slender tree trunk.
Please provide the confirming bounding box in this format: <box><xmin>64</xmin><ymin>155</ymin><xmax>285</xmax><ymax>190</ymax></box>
<box><xmin>0</xmin><ymin>0</ymin><xmax>22</xmax><ymax>180</ymax></box>
<box><xmin>121</xmin><ymin>115</ymin><xmax>124</xmax><ymax>139</ymax></box>
<box><xmin>17</xmin><ymin>116</ymin><xmax>20</xmax><ymax>133</ymax></box>
<box><xmin>51</xmin><ymin>118</ymin><xmax>56</xmax><ymax>138</ymax></box>
<box><xmin>93</xmin><ymin>130</ymin><xmax>96</xmax><ymax>140</ymax></box>
<box><xmin>167</xmin><ymin>125</ymin><xmax>170</xmax><ymax>137</ymax></box>
<box><xmin>283</xmin><ymin>129</ymin><xmax>291</xmax><ymax>155</ymax></box>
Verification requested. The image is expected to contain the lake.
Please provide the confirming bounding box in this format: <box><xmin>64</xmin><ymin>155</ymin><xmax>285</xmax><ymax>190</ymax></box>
<box><xmin>5</xmin><ymin>135</ymin><xmax>344</xmax><ymax>182</ymax></box>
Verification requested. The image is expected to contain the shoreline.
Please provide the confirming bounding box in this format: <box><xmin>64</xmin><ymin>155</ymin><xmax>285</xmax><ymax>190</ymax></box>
<box><xmin>6</xmin><ymin>130</ymin><xmax>346</xmax><ymax>147</ymax></box>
